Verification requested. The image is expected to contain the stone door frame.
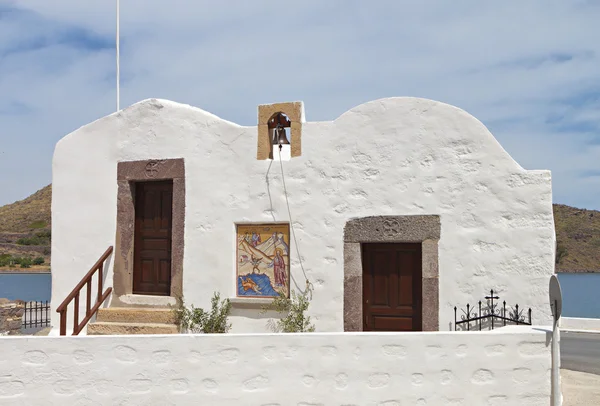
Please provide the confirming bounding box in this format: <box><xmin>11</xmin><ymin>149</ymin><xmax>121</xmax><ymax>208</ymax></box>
<box><xmin>112</xmin><ymin>158</ymin><xmax>185</xmax><ymax>306</ymax></box>
<box><xmin>343</xmin><ymin>215</ymin><xmax>440</xmax><ymax>331</ymax></box>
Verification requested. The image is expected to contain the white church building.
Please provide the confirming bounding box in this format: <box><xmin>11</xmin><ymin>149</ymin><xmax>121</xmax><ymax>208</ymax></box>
<box><xmin>49</xmin><ymin>97</ymin><xmax>556</xmax><ymax>336</ymax></box>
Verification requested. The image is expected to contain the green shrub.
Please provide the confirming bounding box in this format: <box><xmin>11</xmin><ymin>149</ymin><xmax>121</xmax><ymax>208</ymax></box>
<box><xmin>261</xmin><ymin>280</ymin><xmax>315</xmax><ymax>333</ymax></box>
<box><xmin>16</xmin><ymin>237</ymin><xmax>42</xmax><ymax>246</ymax></box>
<box><xmin>15</xmin><ymin>230</ymin><xmax>50</xmax><ymax>246</ymax></box>
<box><xmin>19</xmin><ymin>258</ymin><xmax>32</xmax><ymax>268</ymax></box>
<box><xmin>29</xmin><ymin>221</ymin><xmax>47</xmax><ymax>229</ymax></box>
<box><xmin>35</xmin><ymin>230</ymin><xmax>51</xmax><ymax>239</ymax></box>
<box><xmin>0</xmin><ymin>256</ymin><xmax>25</xmax><ymax>267</ymax></box>
<box><xmin>32</xmin><ymin>257</ymin><xmax>45</xmax><ymax>265</ymax></box>
<box><xmin>0</xmin><ymin>254</ymin><xmax>10</xmax><ymax>266</ymax></box>
<box><xmin>556</xmin><ymin>243</ymin><xmax>568</xmax><ymax>265</ymax></box>
<box><xmin>0</xmin><ymin>255</ymin><xmax>41</xmax><ymax>268</ymax></box>
<box><xmin>172</xmin><ymin>292</ymin><xmax>232</xmax><ymax>334</ymax></box>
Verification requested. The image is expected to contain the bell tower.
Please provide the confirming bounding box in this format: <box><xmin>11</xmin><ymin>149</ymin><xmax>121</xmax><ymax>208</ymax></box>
<box><xmin>257</xmin><ymin>101</ymin><xmax>304</xmax><ymax>160</ymax></box>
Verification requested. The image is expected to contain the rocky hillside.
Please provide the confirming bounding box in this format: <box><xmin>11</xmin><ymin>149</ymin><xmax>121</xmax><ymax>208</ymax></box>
<box><xmin>554</xmin><ymin>204</ymin><xmax>600</xmax><ymax>273</ymax></box>
<box><xmin>0</xmin><ymin>185</ymin><xmax>51</xmax><ymax>271</ymax></box>
<box><xmin>0</xmin><ymin>184</ymin><xmax>598</xmax><ymax>272</ymax></box>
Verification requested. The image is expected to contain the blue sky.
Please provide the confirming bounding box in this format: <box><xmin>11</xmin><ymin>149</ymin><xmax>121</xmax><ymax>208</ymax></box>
<box><xmin>1</xmin><ymin>1</ymin><xmax>599</xmax><ymax>209</ymax></box>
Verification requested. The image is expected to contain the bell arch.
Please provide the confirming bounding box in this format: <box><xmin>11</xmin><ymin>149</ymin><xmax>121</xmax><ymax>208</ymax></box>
<box><xmin>257</xmin><ymin>101</ymin><xmax>304</xmax><ymax>160</ymax></box>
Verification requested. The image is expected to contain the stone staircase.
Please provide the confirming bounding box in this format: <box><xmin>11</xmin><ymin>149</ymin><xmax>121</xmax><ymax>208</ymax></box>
<box><xmin>87</xmin><ymin>307</ymin><xmax>179</xmax><ymax>335</ymax></box>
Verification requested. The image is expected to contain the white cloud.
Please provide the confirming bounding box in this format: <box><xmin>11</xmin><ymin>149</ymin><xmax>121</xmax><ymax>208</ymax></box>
<box><xmin>1</xmin><ymin>0</ymin><xmax>599</xmax><ymax>209</ymax></box>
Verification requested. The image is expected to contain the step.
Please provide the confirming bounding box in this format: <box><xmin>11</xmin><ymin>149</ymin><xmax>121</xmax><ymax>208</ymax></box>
<box><xmin>87</xmin><ymin>321</ymin><xmax>179</xmax><ymax>335</ymax></box>
<box><xmin>117</xmin><ymin>294</ymin><xmax>177</xmax><ymax>308</ymax></box>
<box><xmin>96</xmin><ymin>307</ymin><xmax>177</xmax><ymax>324</ymax></box>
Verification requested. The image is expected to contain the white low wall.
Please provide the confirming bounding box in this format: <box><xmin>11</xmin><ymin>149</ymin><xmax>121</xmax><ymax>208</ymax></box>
<box><xmin>0</xmin><ymin>327</ymin><xmax>552</xmax><ymax>405</ymax></box>
<box><xmin>560</xmin><ymin>317</ymin><xmax>600</xmax><ymax>331</ymax></box>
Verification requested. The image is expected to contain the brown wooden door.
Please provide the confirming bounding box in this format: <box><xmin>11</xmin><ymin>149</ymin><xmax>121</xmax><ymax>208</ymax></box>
<box><xmin>133</xmin><ymin>181</ymin><xmax>173</xmax><ymax>295</ymax></box>
<box><xmin>363</xmin><ymin>243</ymin><xmax>422</xmax><ymax>331</ymax></box>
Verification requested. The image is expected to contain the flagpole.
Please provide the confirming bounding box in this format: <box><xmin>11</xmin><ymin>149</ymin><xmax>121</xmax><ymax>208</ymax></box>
<box><xmin>116</xmin><ymin>0</ymin><xmax>120</xmax><ymax>111</ymax></box>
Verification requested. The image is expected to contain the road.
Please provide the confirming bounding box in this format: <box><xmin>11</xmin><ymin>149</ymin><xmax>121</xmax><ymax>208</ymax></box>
<box><xmin>561</xmin><ymin>331</ymin><xmax>600</xmax><ymax>375</ymax></box>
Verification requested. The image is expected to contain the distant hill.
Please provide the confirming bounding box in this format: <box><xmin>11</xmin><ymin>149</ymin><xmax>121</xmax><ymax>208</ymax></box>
<box><xmin>554</xmin><ymin>204</ymin><xmax>600</xmax><ymax>273</ymax></box>
<box><xmin>0</xmin><ymin>184</ymin><xmax>598</xmax><ymax>273</ymax></box>
<box><xmin>0</xmin><ymin>185</ymin><xmax>51</xmax><ymax>271</ymax></box>
<box><xmin>0</xmin><ymin>185</ymin><xmax>51</xmax><ymax>233</ymax></box>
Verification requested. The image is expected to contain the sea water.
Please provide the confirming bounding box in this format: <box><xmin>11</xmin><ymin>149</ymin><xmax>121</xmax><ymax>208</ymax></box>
<box><xmin>0</xmin><ymin>271</ymin><xmax>597</xmax><ymax>318</ymax></box>
<box><xmin>0</xmin><ymin>273</ymin><xmax>51</xmax><ymax>302</ymax></box>
<box><xmin>557</xmin><ymin>273</ymin><xmax>600</xmax><ymax>318</ymax></box>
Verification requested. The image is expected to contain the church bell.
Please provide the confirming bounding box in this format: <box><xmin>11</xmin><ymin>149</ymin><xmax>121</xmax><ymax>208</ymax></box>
<box><xmin>272</xmin><ymin>124</ymin><xmax>290</xmax><ymax>145</ymax></box>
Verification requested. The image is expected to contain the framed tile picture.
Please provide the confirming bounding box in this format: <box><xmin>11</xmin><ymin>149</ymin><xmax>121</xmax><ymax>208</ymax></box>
<box><xmin>236</xmin><ymin>223</ymin><xmax>290</xmax><ymax>298</ymax></box>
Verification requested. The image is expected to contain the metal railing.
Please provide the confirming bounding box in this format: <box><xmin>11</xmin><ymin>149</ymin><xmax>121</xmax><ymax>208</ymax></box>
<box><xmin>22</xmin><ymin>301</ymin><xmax>51</xmax><ymax>329</ymax></box>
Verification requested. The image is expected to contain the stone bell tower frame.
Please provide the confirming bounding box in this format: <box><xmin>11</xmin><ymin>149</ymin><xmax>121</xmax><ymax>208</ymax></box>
<box><xmin>257</xmin><ymin>101</ymin><xmax>305</xmax><ymax>160</ymax></box>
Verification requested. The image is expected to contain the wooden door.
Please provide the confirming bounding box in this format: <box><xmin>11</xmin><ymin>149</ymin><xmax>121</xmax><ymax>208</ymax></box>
<box><xmin>362</xmin><ymin>243</ymin><xmax>422</xmax><ymax>331</ymax></box>
<box><xmin>133</xmin><ymin>181</ymin><xmax>173</xmax><ymax>295</ymax></box>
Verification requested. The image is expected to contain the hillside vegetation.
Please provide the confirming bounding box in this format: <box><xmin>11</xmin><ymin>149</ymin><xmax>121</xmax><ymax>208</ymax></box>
<box><xmin>0</xmin><ymin>185</ymin><xmax>51</xmax><ymax>271</ymax></box>
<box><xmin>0</xmin><ymin>185</ymin><xmax>51</xmax><ymax>233</ymax></box>
<box><xmin>554</xmin><ymin>204</ymin><xmax>600</xmax><ymax>273</ymax></box>
<box><xmin>0</xmin><ymin>184</ymin><xmax>598</xmax><ymax>272</ymax></box>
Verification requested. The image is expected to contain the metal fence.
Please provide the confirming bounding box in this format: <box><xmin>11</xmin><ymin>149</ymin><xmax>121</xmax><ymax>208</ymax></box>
<box><xmin>454</xmin><ymin>290</ymin><xmax>532</xmax><ymax>331</ymax></box>
<box><xmin>22</xmin><ymin>301</ymin><xmax>51</xmax><ymax>329</ymax></box>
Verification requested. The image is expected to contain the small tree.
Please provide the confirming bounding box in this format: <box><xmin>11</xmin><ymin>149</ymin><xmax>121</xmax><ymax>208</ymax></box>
<box><xmin>172</xmin><ymin>292</ymin><xmax>232</xmax><ymax>334</ymax></box>
<box><xmin>261</xmin><ymin>280</ymin><xmax>315</xmax><ymax>333</ymax></box>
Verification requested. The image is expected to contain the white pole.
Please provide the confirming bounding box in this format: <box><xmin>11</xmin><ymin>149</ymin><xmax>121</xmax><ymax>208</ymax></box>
<box><xmin>551</xmin><ymin>301</ymin><xmax>562</xmax><ymax>406</ymax></box>
<box><xmin>116</xmin><ymin>0</ymin><xmax>120</xmax><ymax>111</ymax></box>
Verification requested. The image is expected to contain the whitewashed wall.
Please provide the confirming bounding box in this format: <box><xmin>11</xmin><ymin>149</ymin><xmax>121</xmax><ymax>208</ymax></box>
<box><xmin>50</xmin><ymin>116</ymin><xmax>118</xmax><ymax>335</ymax></box>
<box><xmin>51</xmin><ymin>97</ymin><xmax>555</xmax><ymax>334</ymax></box>
<box><xmin>0</xmin><ymin>327</ymin><xmax>552</xmax><ymax>405</ymax></box>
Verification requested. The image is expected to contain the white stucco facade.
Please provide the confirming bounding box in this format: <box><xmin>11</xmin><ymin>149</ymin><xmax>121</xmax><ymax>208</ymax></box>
<box><xmin>0</xmin><ymin>328</ymin><xmax>552</xmax><ymax>405</ymax></box>
<box><xmin>50</xmin><ymin>97</ymin><xmax>556</xmax><ymax>334</ymax></box>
